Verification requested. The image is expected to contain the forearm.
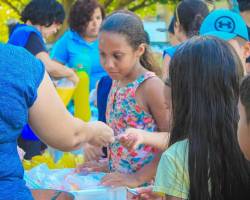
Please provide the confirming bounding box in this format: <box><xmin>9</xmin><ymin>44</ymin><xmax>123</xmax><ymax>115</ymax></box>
<box><xmin>36</xmin><ymin>52</ymin><xmax>74</xmax><ymax>79</ymax></box>
<box><xmin>134</xmin><ymin>154</ymin><xmax>161</xmax><ymax>186</ymax></box>
<box><xmin>45</xmin><ymin>59</ymin><xmax>74</xmax><ymax>79</ymax></box>
<box><xmin>143</xmin><ymin>132</ymin><xmax>170</xmax><ymax>151</ymax></box>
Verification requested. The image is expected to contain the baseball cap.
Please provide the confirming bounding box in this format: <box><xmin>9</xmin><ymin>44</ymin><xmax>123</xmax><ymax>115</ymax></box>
<box><xmin>200</xmin><ymin>9</ymin><xmax>249</xmax><ymax>41</ymax></box>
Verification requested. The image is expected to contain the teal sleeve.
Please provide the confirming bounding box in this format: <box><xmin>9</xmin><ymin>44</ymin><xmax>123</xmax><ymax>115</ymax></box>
<box><xmin>50</xmin><ymin>34</ymin><xmax>69</xmax><ymax>64</ymax></box>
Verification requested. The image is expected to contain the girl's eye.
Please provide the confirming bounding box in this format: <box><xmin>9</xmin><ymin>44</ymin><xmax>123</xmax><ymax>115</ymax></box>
<box><xmin>114</xmin><ymin>54</ymin><xmax>122</xmax><ymax>60</ymax></box>
<box><xmin>100</xmin><ymin>52</ymin><xmax>106</xmax><ymax>58</ymax></box>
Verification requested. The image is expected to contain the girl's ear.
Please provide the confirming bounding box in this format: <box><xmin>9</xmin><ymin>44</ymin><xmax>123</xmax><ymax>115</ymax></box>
<box><xmin>136</xmin><ymin>43</ymin><xmax>146</xmax><ymax>58</ymax></box>
<box><xmin>243</xmin><ymin>42</ymin><xmax>250</xmax><ymax>59</ymax></box>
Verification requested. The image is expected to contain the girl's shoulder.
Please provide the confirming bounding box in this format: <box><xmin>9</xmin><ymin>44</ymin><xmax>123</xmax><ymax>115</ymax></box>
<box><xmin>162</xmin><ymin>139</ymin><xmax>189</xmax><ymax>162</ymax></box>
<box><xmin>137</xmin><ymin>72</ymin><xmax>163</xmax><ymax>89</ymax></box>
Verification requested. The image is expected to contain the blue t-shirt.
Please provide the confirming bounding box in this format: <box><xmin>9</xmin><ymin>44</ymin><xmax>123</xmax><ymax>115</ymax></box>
<box><xmin>51</xmin><ymin>29</ymin><xmax>107</xmax><ymax>90</ymax></box>
<box><xmin>8</xmin><ymin>23</ymin><xmax>45</xmax><ymax>141</ymax></box>
<box><xmin>8</xmin><ymin>23</ymin><xmax>45</xmax><ymax>49</ymax></box>
<box><xmin>0</xmin><ymin>43</ymin><xmax>45</xmax><ymax>199</ymax></box>
<box><xmin>163</xmin><ymin>45</ymin><xmax>178</xmax><ymax>59</ymax></box>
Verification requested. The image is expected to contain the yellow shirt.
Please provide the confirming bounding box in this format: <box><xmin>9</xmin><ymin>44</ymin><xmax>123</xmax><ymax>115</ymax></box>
<box><xmin>153</xmin><ymin>139</ymin><xmax>189</xmax><ymax>199</ymax></box>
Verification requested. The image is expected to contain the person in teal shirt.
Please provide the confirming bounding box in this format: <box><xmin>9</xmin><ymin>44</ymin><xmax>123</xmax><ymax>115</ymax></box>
<box><xmin>51</xmin><ymin>0</ymin><xmax>107</xmax><ymax>90</ymax></box>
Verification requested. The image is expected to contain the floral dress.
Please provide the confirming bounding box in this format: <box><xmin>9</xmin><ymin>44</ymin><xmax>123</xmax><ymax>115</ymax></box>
<box><xmin>106</xmin><ymin>72</ymin><xmax>159</xmax><ymax>174</ymax></box>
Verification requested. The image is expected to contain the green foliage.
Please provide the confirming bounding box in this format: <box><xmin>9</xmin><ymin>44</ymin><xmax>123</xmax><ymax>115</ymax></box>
<box><xmin>0</xmin><ymin>0</ymin><xmax>228</xmax><ymax>42</ymax></box>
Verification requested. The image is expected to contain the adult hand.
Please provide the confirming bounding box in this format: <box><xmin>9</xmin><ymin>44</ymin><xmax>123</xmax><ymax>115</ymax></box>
<box><xmin>83</xmin><ymin>143</ymin><xmax>104</xmax><ymax>161</ymax></box>
<box><xmin>67</xmin><ymin>69</ymin><xmax>79</xmax><ymax>85</ymax></box>
<box><xmin>88</xmin><ymin>121</ymin><xmax>114</xmax><ymax>147</ymax></box>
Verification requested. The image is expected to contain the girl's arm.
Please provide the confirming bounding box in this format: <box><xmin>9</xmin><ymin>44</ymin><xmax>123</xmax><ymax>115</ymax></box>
<box><xmin>162</xmin><ymin>55</ymin><xmax>171</xmax><ymax>81</ymax></box>
<box><xmin>119</xmin><ymin>128</ymin><xmax>169</xmax><ymax>151</ymax></box>
<box><xmin>120</xmin><ymin>77</ymin><xmax>171</xmax><ymax>150</ymax></box>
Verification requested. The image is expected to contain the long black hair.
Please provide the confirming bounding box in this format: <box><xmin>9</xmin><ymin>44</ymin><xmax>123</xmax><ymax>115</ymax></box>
<box><xmin>174</xmin><ymin>0</ymin><xmax>209</xmax><ymax>37</ymax></box>
<box><xmin>100</xmin><ymin>10</ymin><xmax>161</xmax><ymax>76</ymax></box>
<box><xmin>169</xmin><ymin>36</ymin><xmax>250</xmax><ymax>200</ymax></box>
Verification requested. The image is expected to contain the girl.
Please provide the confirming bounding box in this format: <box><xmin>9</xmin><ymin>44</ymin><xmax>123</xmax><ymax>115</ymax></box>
<box><xmin>155</xmin><ymin>36</ymin><xmax>250</xmax><ymax>199</ymax></box>
<box><xmin>162</xmin><ymin>0</ymin><xmax>209</xmax><ymax>80</ymax></box>
<box><xmin>80</xmin><ymin>10</ymin><xmax>170</xmax><ymax>192</ymax></box>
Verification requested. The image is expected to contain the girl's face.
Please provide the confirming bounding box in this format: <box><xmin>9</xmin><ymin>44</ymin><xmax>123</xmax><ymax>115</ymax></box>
<box><xmin>237</xmin><ymin>100</ymin><xmax>250</xmax><ymax>160</ymax></box>
<box><xmin>84</xmin><ymin>8</ymin><xmax>103</xmax><ymax>39</ymax></box>
<box><xmin>40</xmin><ymin>23</ymin><xmax>61</xmax><ymax>39</ymax></box>
<box><xmin>99</xmin><ymin>32</ymin><xmax>143</xmax><ymax>81</ymax></box>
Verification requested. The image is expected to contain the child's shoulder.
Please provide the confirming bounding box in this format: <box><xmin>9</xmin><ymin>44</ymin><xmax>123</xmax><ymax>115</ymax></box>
<box><xmin>162</xmin><ymin>139</ymin><xmax>189</xmax><ymax>162</ymax></box>
<box><xmin>138</xmin><ymin>74</ymin><xmax>164</xmax><ymax>93</ymax></box>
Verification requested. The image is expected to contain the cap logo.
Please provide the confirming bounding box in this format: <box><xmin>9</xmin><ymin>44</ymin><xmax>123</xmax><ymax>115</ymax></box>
<box><xmin>215</xmin><ymin>16</ymin><xmax>235</xmax><ymax>33</ymax></box>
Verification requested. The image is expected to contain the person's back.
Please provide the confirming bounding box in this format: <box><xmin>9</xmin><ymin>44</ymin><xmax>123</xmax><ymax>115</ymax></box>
<box><xmin>0</xmin><ymin>43</ymin><xmax>45</xmax><ymax>199</ymax></box>
<box><xmin>154</xmin><ymin>36</ymin><xmax>250</xmax><ymax>200</ymax></box>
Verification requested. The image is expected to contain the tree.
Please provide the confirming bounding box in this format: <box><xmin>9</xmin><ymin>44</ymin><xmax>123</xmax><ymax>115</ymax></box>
<box><xmin>0</xmin><ymin>0</ymin><xmax>229</xmax><ymax>42</ymax></box>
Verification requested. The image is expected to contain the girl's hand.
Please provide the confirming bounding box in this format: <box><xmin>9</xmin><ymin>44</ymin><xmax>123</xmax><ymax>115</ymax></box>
<box><xmin>88</xmin><ymin>121</ymin><xmax>115</xmax><ymax>147</ymax></box>
<box><xmin>119</xmin><ymin>128</ymin><xmax>146</xmax><ymax>150</ymax></box>
<box><xmin>83</xmin><ymin>143</ymin><xmax>104</xmax><ymax>162</ymax></box>
<box><xmin>101</xmin><ymin>172</ymin><xmax>140</xmax><ymax>188</ymax></box>
<box><xmin>76</xmin><ymin>159</ymin><xmax>109</xmax><ymax>174</ymax></box>
<box><xmin>128</xmin><ymin>186</ymin><xmax>164</xmax><ymax>200</ymax></box>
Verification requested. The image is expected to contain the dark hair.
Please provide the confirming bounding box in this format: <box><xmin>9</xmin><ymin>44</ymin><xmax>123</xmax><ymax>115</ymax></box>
<box><xmin>21</xmin><ymin>0</ymin><xmax>65</xmax><ymax>26</ymax></box>
<box><xmin>169</xmin><ymin>36</ymin><xmax>250</xmax><ymax>199</ymax></box>
<box><xmin>100</xmin><ymin>10</ymin><xmax>161</xmax><ymax>76</ymax></box>
<box><xmin>240</xmin><ymin>75</ymin><xmax>250</xmax><ymax>123</ymax></box>
<box><xmin>68</xmin><ymin>0</ymin><xmax>105</xmax><ymax>35</ymax></box>
<box><xmin>168</xmin><ymin>17</ymin><xmax>175</xmax><ymax>34</ymax></box>
<box><xmin>238</xmin><ymin>0</ymin><xmax>250</xmax><ymax>12</ymax></box>
<box><xmin>174</xmin><ymin>0</ymin><xmax>209</xmax><ymax>37</ymax></box>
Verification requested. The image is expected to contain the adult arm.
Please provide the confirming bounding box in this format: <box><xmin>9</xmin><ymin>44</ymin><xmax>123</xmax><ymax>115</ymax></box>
<box><xmin>36</xmin><ymin>52</ymin><xmax>79</xmax><ymax>84</ymax></box>
<box><xmin>28</xmin><ymin>72</ymin><xmax>114</xmax><ymax>151</ymax></box>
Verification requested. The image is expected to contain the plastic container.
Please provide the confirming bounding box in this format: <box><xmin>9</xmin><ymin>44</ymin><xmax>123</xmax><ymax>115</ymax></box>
<box><xmin>31</xmin><ymin>189</ymin><xmax>74</xmax><ymax>200</ymax></box>
<box><xmin>72</xmin><ymin>187</ymin><xmax>127</xmax><ymax>200</ymax></box>
<box><xmin>56</xmin><ymin>78</ymin><xmax>76</xmax><ymax>106</ymax></box>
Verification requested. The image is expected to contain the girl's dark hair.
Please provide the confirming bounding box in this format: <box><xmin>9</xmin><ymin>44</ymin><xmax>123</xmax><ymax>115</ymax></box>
<box><xmin>174</xmin><ymin>0</ymin><xmax>209</xmax><ymax>37</ymax></box>
<box><xmin>238</xmin><ymin>0</ymin><xmax>250</xmax><ymax>12</ymax></box>
<box><xmin>100</xmin><ymin>10</ymin><xmax>161</xmax><ymax>76</ymax></box>
<box><xmin>68</xmin><ymin>0</ymin><xmax>105</xmax><ymax>35</ymax></box>
<box><xmin>168</xmin><ymin>17</ymin><xmax>175</xmax><ymax>35</ymax></box>
<box><xmin>169</xmin><ymin>36</ymin><xmax>250</xmax><ymax>199</ymax></box>
<box><xmin>240</xmin><ymin>75</ymin><xmax>250</xmax><ymax>123</ymax></box>
<box><xmin>21</xmin><ymin>0</ymin><xmax>65</xmax><ymax>26</ymax></box>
